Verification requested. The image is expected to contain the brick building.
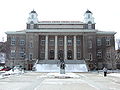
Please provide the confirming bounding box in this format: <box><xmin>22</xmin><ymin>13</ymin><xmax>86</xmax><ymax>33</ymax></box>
<box><xmin>5</xmin><ymin>10</ymin><xmax>116</xmax><ymax>70</ymax></box>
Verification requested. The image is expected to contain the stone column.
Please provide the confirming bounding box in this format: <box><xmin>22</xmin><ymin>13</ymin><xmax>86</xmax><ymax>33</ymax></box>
<box><xmin>74</xmin><ymin>35</ymin><xmax>77</xmax><ymax>60</ymax></box>
<box><xmin>64</xmin><ymin>36</ymin><xmax>67</xmax><ymax>60</ymax></box>
<box><xmin>45</xmin><ymin>35</ymin><xmax>48</xmax><ymax>60</ymax></box>
<box><xmin>55</xmin><ymin>35</ymin><xmax>58</xmax><ymax>60</ymax></box>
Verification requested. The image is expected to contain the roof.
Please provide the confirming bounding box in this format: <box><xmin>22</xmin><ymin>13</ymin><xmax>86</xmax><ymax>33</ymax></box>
<box><xmin>86</xmin><ymin>10</ymin><xmax>92</xmax><ymax>13</ymax></box>
<box><xmin>38</xmin><ymin>21</ymin><xmax>84</xmax><ymax>24</ymax></box>
<box><xmin>5</xmin><ymin>29</ymin><xmax>116</xmax><ymax>35</ymax></box>
<box><xmin>5</xmin><ymin>30</ymin><xmax>26</xmax><ymax>34</ymax></box>
<box><xmin>31</xmin><ymin>10</ymin><xmax>36</xmax><ymax>13</ymax></box>
<box><xmin>26</xmin><ymin>29</ymin><xmax>96</xmax><ymax>33</ymax></box>
<box><xmin>96</xmin><ymin>31</ymin><xmax>116</xmax><ymax>35</ymax></box>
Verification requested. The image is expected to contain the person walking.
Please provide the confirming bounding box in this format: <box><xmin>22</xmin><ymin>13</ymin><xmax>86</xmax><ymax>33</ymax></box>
<box><xmin>103</xmin><ymin>67</ymin><xmax>107</xmax><ymax>77</ymax></box>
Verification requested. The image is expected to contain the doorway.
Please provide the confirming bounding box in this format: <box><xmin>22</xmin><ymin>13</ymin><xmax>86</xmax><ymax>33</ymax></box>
<box><xmin>67</xmin><ymin>50</ymin><xmax>72</xmax><ymax>60</ymax></box>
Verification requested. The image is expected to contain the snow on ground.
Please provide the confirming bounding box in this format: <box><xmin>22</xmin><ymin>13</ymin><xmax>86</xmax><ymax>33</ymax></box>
<box><xmin>46</xmin><ymin>73</ymin><xmax>80</xmax><ymax>78</ymax></box>
<box><xmin>108</xmin><ymin>73</ymin><xmax>120</xmax><ymax>78</ymax></box>
<box><xmin>0</xmin><ymin>69</ymin><xmax>24</xmax><ymax>79</ymax></box>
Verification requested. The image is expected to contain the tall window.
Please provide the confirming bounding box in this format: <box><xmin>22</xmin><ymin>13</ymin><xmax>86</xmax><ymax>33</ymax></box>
<box><xmin>77</xmin><ymin>48</ymin><xmax>81</xmax><ymax>59</ymax></box>
<box><xmin>88</xmin><ymin>14</ymin><xmax>90</xmax><ymax>18</ymax></box>
<box><xmin>76</xmin><ymin>38</ymin><xmax>81</xmax><ymax>46</ymax></box>
<box><xmin>88</xmin><ymin>24</ymin><xmax>92</xmax><ymax>29</ymax></box>
<box><xmin>31</xmin><ymin>15</ymin><xmax>34</xmax><ymax>19</ymax></box>
<box><xmin>106</xmin><ymin>38</ymin><xmax>111</xmax><ymax>46</ymax></box>
<box><xmin>11</xmin><ymin>50</ymin><xmax>16</xmax><ymax>58</ymax></box>
<box><xmin>11</xmin><ymin>38</ymin><xmax>16</xmax><ymax>45</ymax></box>
<box><xmin>19</xmin><ymin>40</ymin><xmax>25</xmax><ymax>45</ymax></box>
<box><xmin>58</xmin><ymin>37</ymin><xmax>63</xmax><ymax>46</ymax></box>
<box><xmin>97</xmin><ymin>38</ymin><xmax>102</xmax><ymax>46</ymax></box>
<box><xmin>67</xmin><ymin>38</ymin><xmax>72</xmax><ymax>46</ymax></box>
<box><xmin>41</xmin><ymin>39</ymin><xmax>45</xmax><ymax>46</ymax></box>
<box><xmin>49</xmin><ymin>38</ymin><xmax>54</xmax><ymax>46</ymax></box>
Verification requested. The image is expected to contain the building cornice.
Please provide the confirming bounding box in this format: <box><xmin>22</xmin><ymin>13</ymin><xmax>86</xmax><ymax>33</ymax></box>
<box><xmin>5</xmin><ymin>31</ymin><xmax>26</xmax><ymax>34</ymax></box>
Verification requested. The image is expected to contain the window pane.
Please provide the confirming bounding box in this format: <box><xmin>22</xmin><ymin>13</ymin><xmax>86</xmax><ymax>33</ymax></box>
<box><xmin>11</xmin><ymin>39</ymin><xmax>16</xmax><ymax>45</ymax></box>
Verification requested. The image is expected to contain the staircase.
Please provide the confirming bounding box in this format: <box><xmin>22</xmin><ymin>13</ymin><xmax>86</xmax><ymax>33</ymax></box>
<box><xmin>35</xmin><ymin>60</ymin><xmax>88</xmax><ymax>72</ymax></box>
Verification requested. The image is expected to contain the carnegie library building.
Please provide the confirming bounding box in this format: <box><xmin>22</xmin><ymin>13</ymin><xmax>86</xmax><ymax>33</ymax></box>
<box><xmin>5</xmin><ymin>10</ymin><xmax>116</xmax><ymax>71</ymax></box>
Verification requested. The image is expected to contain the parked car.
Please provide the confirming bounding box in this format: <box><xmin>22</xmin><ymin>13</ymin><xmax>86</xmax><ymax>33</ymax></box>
<box><xmin>0</xmin><ymin>66</ymin><xmax>11</xmax><ymax>71</ymax></box>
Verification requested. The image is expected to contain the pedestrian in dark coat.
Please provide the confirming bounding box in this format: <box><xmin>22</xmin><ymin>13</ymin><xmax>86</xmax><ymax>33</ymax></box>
<box><xmin>103</xmin><ymin>67</ymin><xmax>107</xmax><ymax>77</ymax></box>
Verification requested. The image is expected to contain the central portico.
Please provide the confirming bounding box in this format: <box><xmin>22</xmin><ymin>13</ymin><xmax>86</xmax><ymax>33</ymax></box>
<box><xmin>39</xmin><ymin>35</ymin><xmax>81</xmax><ymax>60</ymax></box>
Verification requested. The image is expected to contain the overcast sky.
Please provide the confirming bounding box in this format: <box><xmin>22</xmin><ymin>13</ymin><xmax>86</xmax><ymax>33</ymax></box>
<box><xmin>0</xmin><ymin>0</ymin><xmax>120</xmax><ymax>42</ymax></box>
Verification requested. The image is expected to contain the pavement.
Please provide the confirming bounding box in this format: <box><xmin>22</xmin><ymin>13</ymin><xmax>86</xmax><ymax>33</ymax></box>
<box><xmin>0</xmin><ymin>71</ymin><xmax>120</xmax><ymax>90</ymax></box>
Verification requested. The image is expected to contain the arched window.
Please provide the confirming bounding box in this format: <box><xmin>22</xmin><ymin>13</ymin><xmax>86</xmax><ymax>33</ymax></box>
<box><xmin>88</xmin><ymin>21</ymin><xmax>92</xmax><ymax>29</ymax></box>
<box><xmin>88</xmin><ymin>14</ymin><xmax>90</xmax><ymax>18</ymax></box>
<box><xmin>31</xmin><ymin>15</ymin><xmax>34</xmax><ymax>19</ymax></box>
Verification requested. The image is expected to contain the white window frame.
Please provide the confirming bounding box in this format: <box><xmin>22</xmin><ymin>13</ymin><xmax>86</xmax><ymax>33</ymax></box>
<box><xmin>106</xmin><ymin>38</ymin><xmax>111</xmax><ymax>46</ymax></box>
<box><xmin>11</xmin><ymin>38</ymin><xmax>16</xmax><ymax>45</ymax></box>
<box><xmin>97</xmin><ymin>38</ymin><xmax>102</xmax><ymax>46</ymax></box>
<box><xmin>11</xmin><ymin>50</ymin><xmax>16</xmax><ymax>58</ymax></box>
<box><xmin>67</xmin><ymin>38</ymin><xmax>72</xmax><ymax>46</ymax></box>
<box><xmin>97</xmin><ymin>50</ymin><xmax>102</xmax><ymax>58</ymax></box>
<box><xmin>19</xmin><ymin>40</ymin><xmax>25</xmax><ymax>45</ymax></box>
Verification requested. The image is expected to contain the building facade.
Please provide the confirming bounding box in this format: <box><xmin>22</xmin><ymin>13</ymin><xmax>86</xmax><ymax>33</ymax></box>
<box><xmin>6</xmin><ymin>10</ymin><xmax>116</xmax><ymax>70</ymax></box>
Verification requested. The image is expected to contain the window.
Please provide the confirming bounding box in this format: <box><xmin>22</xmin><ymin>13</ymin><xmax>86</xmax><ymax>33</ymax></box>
<box><xmin>88</xmin><ymin>40</ymin><xmax>92</xmax><ymax>49</ymax></box>
<box><xmin>97</xmin><ymin>38</ymin><xmax>102</xmax><ymax>46</ymax></box>
<box><xmin>30</xmin><ymin>24</ymin><xmax>34</xmax><ymax>29</ymax></box>
<box><xmin>11</xmin><ymin>38</ymin><xmax>16</xmax><ymax>45</ymax></box>
<box><xmin>58</xmin><ymin>37</ymin><xmax>63</xmax><ymax>46</ymax></box>
<box><xmin>77</xmin><ymin>52</ymin><xmax>81</xmax><ymax>60</ymax></box>
<box><xmin>29</xmin><ymin>53</ymin><xmax>33</xmax><ymax>60</ymax></box>
<box><xmin>19</xmin><ymin>40</ymin><xmax>25</xmax><ymax>45</ymax></box>
<box><xmin>41</xmin><ymin>39</ymin><xmax>45</xmax><ymax>45</ymax></box>
<box><xmin>97</xmin><ymin>50</ymin><xmax>102</xmax><ymax>58</ymax></box>
<box><xmin>40</xmin><ymin>52</ymin><xmax>45</xmax><ymax>60</ymax></box>
<box><xmin>106</xmin><ymin>38</ymin><xmax>111</xmax><ymax>46</ymax></box>
<box><xmin>11</xmin><ymin>50</ymin><xmax>16</xmax><ymax>58</ymax></box>
<box><xmin>77</xmin><ymin>48</ymin><xmax>81</xmax><ymax>59</ymax></box>
<box><xmin>88</xmin><ymin>14</ymin><xmax>90</xmax><ymax>18</ymax></box>
<box><xmin>76</xmin><ymin>39</ymin><xmax>80</xmax><ymax>46</ymax></box>
<box><xmin>88</xmin><ymin>24</ymin><xmax>92</xmax><ymax>29</ymax></box>
<box><xmin>106</xmin><ymin>50</ymin><xmax>111</xmax><ymax>59</ymax></box>
<box><xmin>31</xmin><ymin>15</ymin><xmax>34</xmax><ymax>19</ymax></box>
<box><xmin>19</xmin><ymin>51</ymin><xmax>25</xmax><ymax>58</ymax></box>
<box><xmin>67</xmin><ymin>38</ymin><xmax>72</xmax><ymax>46</ymax></box>
<box><xmin>29</xmin><ymin>42</ymin><xmax>33</xmax><ymax>48</ymax></box>
<box><xmin>49</xmin><ymin>38</ymin><xmax>54</xmax><ymax>46</ymax></box>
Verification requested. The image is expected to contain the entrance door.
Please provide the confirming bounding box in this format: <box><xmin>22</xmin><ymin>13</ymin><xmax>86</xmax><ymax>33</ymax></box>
<box><xmin>58</xmin><ymin>50</ymin><xmax>64</xmax><ymax>60</ymax></box>
<box><xmin>67</xmin><ymin>50</ymin><xmax>72</xmax><ymax>60</ymax></box>
<box><xmin>49</xmin><ymin>50</ymin><xmax>54</xmax><ymax>60</ymax></box>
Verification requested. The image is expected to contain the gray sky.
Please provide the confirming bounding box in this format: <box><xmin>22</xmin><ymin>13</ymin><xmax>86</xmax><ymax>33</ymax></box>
<box><xmin>0</xmin><ymin>0</ymin><xmax>120</xmax><ymax>42</ymax></box>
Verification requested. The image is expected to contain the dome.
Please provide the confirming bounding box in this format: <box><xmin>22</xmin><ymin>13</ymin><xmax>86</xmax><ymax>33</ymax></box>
<box><xmin>31</xmin><ymin>10</ymin><xmax>36</xmax><ymax>13</ymax></box>
<box><xmin>86</xmin><ymin>10</ymin><xmax>92</xmax><ymax>13</ymax></box>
